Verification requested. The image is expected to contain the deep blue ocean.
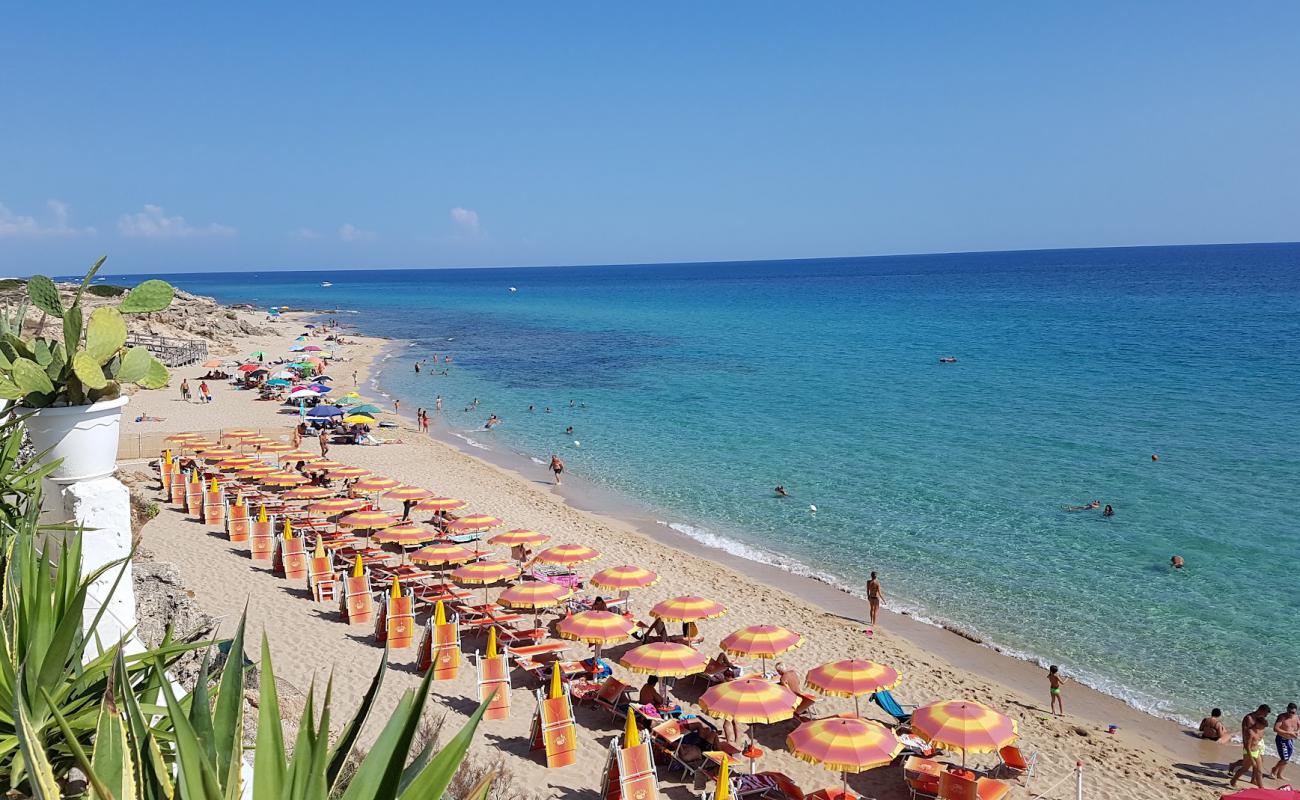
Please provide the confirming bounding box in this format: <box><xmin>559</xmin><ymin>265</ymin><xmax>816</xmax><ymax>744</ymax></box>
<box><xmin>129</xmin><ymin>244</ymin><xmax>1300</xmax><ymax>723</ymax></box>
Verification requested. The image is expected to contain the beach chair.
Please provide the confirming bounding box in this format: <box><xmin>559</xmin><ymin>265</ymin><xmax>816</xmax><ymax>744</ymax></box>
<box><xmin>170</xmin><ymin>468</ymin><xmax>188</xmax><ymax>507</ymax></box>
<box><xmin>937</xmin><ymin>770</ymin><xmax>1009</xmax><ymax>800</ymax></box>
<box><xmin>159</xmin><ymin>452</ymin><xmax>174</xmax><ymax>494</ymax></box>
<box><xmin>375</xmin><ymin>582</ymin><xmax>416</xmax><ymax>648</ymax></box>
<box><xmin>474</xmin><ymin>650</ymin><xmax>512</xmax><ymax>721</ymax></box>
<box><xmin>416</xmin><ymin>613</ymin><xmax>462</xmax><ymax>679</ymax></box>
<box><xmin>650</xmin><ymin>719</ymin><xmax>701</xmax><ymax>782</ymax></box>
<box><xmin>993</xmin><ymin>745</ymin><xmax>1035</xmax><ymax>782</ymax></box>
<box><xmin>729</xmin><ymin>771</ymin><xmax>805</xmax><ymax>799</ymax></box>
<box><xmin>339</xmin><ymin>571</ymin><xmax>375</xmax><ymax>625</ymax></box>
<box><xmin>307</xmin><ymin>544</ymin><xmax>337</xmax><ymax>602</ymax></box>
<box><xmin>273</xmin><ymin>528</ymin><xmax>308</xmax><ymax>580</ymax></box>
<box><xmin>226</xmin><ymin>496</ymin><xmax>250</xmax><ymax>542</ymax></box>
<box><xmin>203</xmin><ymin>483</ymin><xmax>225</xmax><ymax>526</ymax></box>
<box><xmin>249</xmin><ymin>508</ymin><xmax>275</xmax><ymax>561</ymax></box>
<box><xmin>185</xmin><ymin>473</ymin><xmax>204</xmax><ymax>517</ymax></box>
<box><xmin>616</xmin><ymin>740</ymin><xmax>658</xmax><ymax>799</ymax></box>
<box><xmin>871</xmin><ymin>689</ymin><xmax>915</xmax><ymax>724</ymax></box>
<box><xmin>590</xmin><ymin>677</ymin><xmax>634</xmax><ymax>720</ymax></box>
<box><xmin>903</xmin><ymin>756</ymin><xmax>941</xmax><ymax>799</ymax></box>
<box><xmin>529</xmin><ymin>688</ymin><xmax>579</xmax><ymax>768</ymax></box>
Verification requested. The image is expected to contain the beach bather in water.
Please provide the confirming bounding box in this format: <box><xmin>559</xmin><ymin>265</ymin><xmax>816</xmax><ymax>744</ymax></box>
<box><xmin>1063</xmin><ymin>500</ymin><xmax>1101</xmax><ymax>512</ymax></box>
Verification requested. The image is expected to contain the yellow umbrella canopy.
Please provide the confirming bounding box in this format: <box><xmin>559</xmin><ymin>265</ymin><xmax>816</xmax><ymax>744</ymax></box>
<box><xmin>556</xmin><ymin>611</ymin><xmax>635</xmax><ymax>645</ymax></box>
<box><xmin>198</xmin><ymin>447</ymin><xmax>238</xmax><ymax>460</ymax></box>
<box><xmin>619</xmin><ymin>642</ymin><xmax>708</xmax><ymax>677</ymax></box>
<box><xmin>911</xmin><ymin>700</ymin><xmax>1017</xmax><ymax>758</ymax></box>
<box><xmin>699</xmin><ymin>678</ymin><xmax>799</xmax><ymax>724</ymax></box>
<box><xmin>372</xmin><ymin>523</ymin><xmax>439</xmax><ymax>546</ymax></box>
<box><xmin>496</xmin><ymin>581</ymin><xmax>572</xmax><ymax>610</ymax></box>
<box><xmin>410</xmin><ymin>542</ymin><xmax>477</xmax><ymax>566</ymax></box>
<box><xmin>446</xmin><ymin>513</ymin><xmax>504</xmax><ymax>533</ymax></box>
<box><xmin>260</xmin><ymin>472</ymin><xmax>310</xmax><ymax>488</ymax></box>
<box><xmin>650</xmin><ymin>595</ymin><xmax>727</xmax><ymax>622</ymax></box>
<box><xmin>221</xmin><ymin>428</ymin><xmax>261</xmax><ymax>440</ymax></box>
<box><xmin>414</xmin><ymin>496</ymin><xmax>468</xmax><ymax>512</ymax></box>
<box><xmin>164</xmin><ymin>432</ymin><xmax>203</xmax><ymax>443</ymax></box>
<box><xmin>281</xmin><ymin>485</ymin><xmax>334</xmax><ymax>500</ymax></box>
<box><xmin>181</xmin><ymin>440</ymin><xmax>219</xmax><ymax>452</ymax></box>
<box><xmin>275</xmin><ymin>450</ymin><xmax>320</xmax><ymax>463</ymax></box>
<box><xmin>720</xmin><ymin>625</ymin><xmax>804</xmax><ymax>659</ymax></box>
<box><xmin>216</xmin><ymin>457</ymin><xmax>259</xmax><ymax>471</ymax></box>
<box><xmin>787</xmin><ymin>716</ymin><xmax>902</xmax><ymax>796</ymax></box>
<box><xmin>487</xmin><ymin>528</ymin><xmax>550</xmax><ymax>547</ymax></box>
<box><xmin>237</xmin><ymin>464</ymin><xmax>279</xmax><ymax>478</ymax></box>
<box><xmin>351</xmin><ymin>476</ymin><xmax>401</xmax><ymax>493</ymax></box>
<box><xmin>337</xmin><ymin>509</ymin><xmax>399</xmax><ymax>530</ymax></box>
<box><xmin>533</xmin><ymin>543</ymin><xmax>601</xmax><ymax>566</ymax></box>
<box><xmin>241</xmin><ymin>436</ymin><xmax>275</xmax><ymax>447</ymax></box>
<box><xmin>450</xmin><ymin>560</ymin><xmax>521</xmax><ymax>585</ymax></box>
<box><xmin>384</xmin><ymin>485</ymin><xmax>434</xmax><ymax>501</ymax></box>
<box><xmin>256</xmin><ymin>442</ymin><xmax>296</xmax><ymax>453</ymax></box>
<box><xmin>590</xmin><ymin>565</ymin><xmax>659</xmax><ymax>592</ymax></box>
<box><xmin>307</xmin><ymin>459</ymin><xmax>346</xmax><ymax>471</ymax></box>
<box><xmin>806</xmin><ymin>660</ymin><xmax>901</xmax><ymax>698</ymax></box>
<box><xmin>326</xmin><ymin>465</ymin><xmax>371</xmax><ymax>479</ymax></box>
<box><xmin>306</xmin><ymin>497</ymin><xmax>367</xmax><ymax>515</ymax></box>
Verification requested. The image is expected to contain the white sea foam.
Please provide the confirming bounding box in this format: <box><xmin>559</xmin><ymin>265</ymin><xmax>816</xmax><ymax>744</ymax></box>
<box><xmin>452</xmin><ymin>432</ymin><xmax>491</xmax><ymax>450</ymax></box>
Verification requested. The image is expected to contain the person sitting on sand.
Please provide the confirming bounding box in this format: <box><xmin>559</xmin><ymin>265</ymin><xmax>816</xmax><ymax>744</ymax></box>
<box><xmin>638</xmin><ymin>675</ymin><xmax>680</xmax><ymax>716</ymax></box>
<box><xmin>775</xmin><ymin>664</ymin><xmax>817</xmax><ymax>714</ymax></box>
<box><xmin>1198</xmin><ymin>708</ymin><xmax>1232</xmax><ymax>743</ymax></box>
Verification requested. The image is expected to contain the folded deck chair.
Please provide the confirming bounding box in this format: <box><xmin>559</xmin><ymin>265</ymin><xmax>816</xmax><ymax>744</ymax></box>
<box><xmin>417</xmin><ymin>614</ymin><xmax>462</xmax><ymax>679</ymax></box>
<box><xmin>376</xmin><ymin>586</ymin><xmax>416</xmax><ymax>648</ymax></box>
<box><xmin>274</xmin><ymin>534</ymin><xmax>308</xmax><ymax>580</ymax></box>
<box><xmin>616</xmin><ymin>739</ymin><xmax>658</xmax><ymax>798</ymax></box>
<box><xmin>530</xmin><ymin>688</ymin><xmax>578</xmax><ymax>768</ymax></box>
<box><xmin>308</xmin><ymin>549</ymin><xmax>337</xmax><ymax>602</ymax></box>
<box><xmin>475</xmin><ymin>651</ymin><xmax>512</xmax><ymax>720</ymax></box>
<box><xmin>871</xmin><ymin>689</ymin><xmax>915</xmax><ymax>724</ymax></box>
<box><xmin>339</xmin><ymin>574</ymin><xmax>374</xmax><ymax>625</ymax></box>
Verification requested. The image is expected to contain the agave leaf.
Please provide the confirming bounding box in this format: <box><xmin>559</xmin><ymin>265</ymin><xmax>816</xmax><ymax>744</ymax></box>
<box><xmin>326</xmin><ymin>650</ymin><xmax>388</xmax><ymax>789</ymax></box>
<box><xmin>89</xmin><ymin>682</ymin><xmax>137</xmax><ymax>800</ymax></box>
<box><xmin>459</xmin><ymin>771</ymin><xmax>496</xmax><ymax>800</ymax></box>
<box><xmin>38</xmin><ymin>687</ymin><xmax>119</xmax><ymax>800</ymax></box>
<box><xmin>212</xmin><ymin>613</ymin><xmax>247</xmax><ymax>789</ymax></box>
<box><xmin>396</xmin><ymin>689</ymin><xmax>493</xmax><ymax>800</ymax></box>
<box><xmin>344</xmin><ymin>664</ymin><xmax>442</xmax><ymax>800</ymax></box>
<box><xmin>138</xmin><ymin>357</ymin><xmax>169</xmax><ymax>390</ymax></box>
<box><xmin>119</xmin><ymin>280</ymin><xmax>175</xmax><ymax>314</ymax></box>
<box><xmin>86</xmin><ymin>307</ymin><xmax>127</xmax><ymax>364</ymax></box>
<box><xmin>73</xmin><ymin>351</ymin><xmax>109</xmax><ymax>390</ymax></box>
<box><xmin>116</xmin><ymin>346</ymin><xmax>153</xmax><ymax>384</ymax></box>
<box><xmin>252</xmin><ymin>635</ymin><xmax>286</xmax><ymax>799</ymax></box>
<box><xmin>25</xmin><ymin>275</ymin><xmax>64</xmax><ymax>319</ymax></box>
<box><xmin>155</xmin><ymin>656</ymin><xmax>224</xmax><ymax>799</ymax></box>
<box><xmin>14</xmin><ymin>679</ymin><xmax>62</xmax><ymax>800</ymax></box>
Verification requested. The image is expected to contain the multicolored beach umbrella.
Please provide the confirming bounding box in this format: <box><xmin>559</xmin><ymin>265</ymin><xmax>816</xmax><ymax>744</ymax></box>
<box><xmin>325</xmin><ymin>465</ymin><xmax>371</xmax><ymax>479</ymax></box>
<box><xmin>281</xmin><ymin>485</ymin><xmax>334</xmax><ymax>500</ymax></box>
<box><xmin>911</xmin><ymin>700</ymin><xmax>1017</xmax><ymax>765</ymax></box>
<box><xmin>496</xmin><ymin>581</ymin><xmax>572</xmax><ymax>610</ymax></box>
<box><xmin>180</xmin><ymin>440</ymin><xmax>219</xmax><ymax>452</ymax></box>
<box><xmin>198</xmin><ymin>447</ymin><xmax>238</xmax><ymax>460</ymax></box>
<box><xmin>787</xmin><ymin>716</ymin><xmax>902</xmax><ymax>796</ymax></box>
<box><xmin>410</xmin><ymin>542</ymin><xmax>477</xmax><ymax>566</ymax></box>
<box><xmin>164</xmin><ymin>432</ymin><xmax>203</xmax><ymax>443</ymax></box>
<box><xmin>308</xmin><ymin>459</ymin><xmax>346</xmax><ymax>471</ymax></box>
<box><xmin>384</xmin><ymin>485</ymin><xmax>433</xmax><ymax>501</ymax></box>
<box><xmin>650</xmin><ymin>595</ymin><xmax>727</xmax><ymax>622</ymax></box>
<box><xmin>447</xmin><ymin>513</ymin><xmax>504</xmax><ymax>533</ymax></box>
<box><xmin>487</xmin><ymin>528</ymin><xmax>550</xmax><ymax>547</ymax></box>
<box><xmin>699</xmin><ymin>678</ymin><xmax>799</xmax><ymax>724</ymax></box>
<box><xmin>556</xmin><ymin>610</ymin><xmax>635</xmax><ymax>645</ymax></box>
<box><xmin>256</xmin><ymin>442</ymin><xmax>296</xmax><ymax>454</ymax></box>
<box><xmin>619</xmin><ymin>642</ymin><xmax>708</xmax><ymax>677</ymax></box>
<box><xmin>450</xmin><ymin>560</ymin><xmax>521</xmax><ymax>585</ymax></box>
<box><xmin>414</xmin><ymin>496</ymin><xmax>468</xmax><ymax>512</ymax></box>
<box><xmin>721</xmin><ymin>625</ymin><xmax>804</xmax><ymax>659</ymax></box>
<box><xmin>260</xmin><ymin>472</ymin><xmax>309</xmax><ymax>488</ymax></box>
<box><xmin>533</xmin><ymin>543</ymin><xmax>601</xmax><ymax>566</ymax></box>
<box><xmin>306</xmin><ymin>497</ymin><xmax>367</xmax><ymax>515</ymax></box>
<box><xmin>351</xmin><ymin>475</ymin><xmax>401</xmax><ymax>493</ymax></box>
<box><xmin>221</xmin><ymin>428</ymin><xmax>260</xmax><ymax>440</ymax></box>
<box><xmin>805</xmin><ymin>659</ymin><xmax>901</xmax><ymax>718</ymax></box>
<box><xmin>275</xmin><ymin>450</ymin><xmax>320</xmax><ymax>463</ymax></box>
<box><xmin>237</xmin><ymin>464</ymin><xmax>278</xmax><ymax>478</ymax></box>
<box><xmin>216</xmin><ymin>457</ymin><xmax>259</xmax><ymax>471</ymax></box>
<box><xmin>337</xmin><ymin>509</ymin><xmax>398</xmax><ymax>530</ymax></box>
<box><xmin>372</xmin><ymin>522</ymin><xmax>438</xmax><ymax>546</ymax></box>
<box><xmin>590</xmin><ymin>565</ymin><xmax>659</xmax><ymax>592</ymax></box>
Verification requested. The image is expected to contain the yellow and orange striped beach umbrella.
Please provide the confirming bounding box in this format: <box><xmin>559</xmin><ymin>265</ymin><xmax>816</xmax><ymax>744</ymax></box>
<box><xmin>410</xmin><ymin>542</ymin><xmax>477</xmax><ymax>566</ymax></box>
<box><xmin>372</xmin><ymin>522</ymin><xmax>439</xmax><ymax>546</ymax></box>
<box><xmin>181</xmin><ymin>440</ymin><xmax>219</xmax><ymax>452</ymax></box>
<box><xmin>699</xmin><ymin>678</ymin><xmax>799</xmax><ymax>724</ymax></box>
<box><xmin>241</xmin><ymin>436</ymin><xmax>275</xmax><ymax>447</ymax></box>
<box><xmin>497</xmin><ymin>581</ymin><xmax>572</xmax><ymax>610</ymax></box>
<box><xmin>651</xmin><ymin>595</ymin><xmax>728</xmax><ymax>622</ymax></box>
<box><xmin>806</xmin><ymin>660</ymin><xmax>900</xmax><ymax>700</ymax></box>
<box><xmin>256</xmin><ymin>442</ymin><xmax>296</xmax><ymax>454</ymax></box>
<box><xmin>533</xmin><ymin>543</ymin><xmax>601</xmax><ymax>566</ymax></box>
<box><xmin>221</xmin><ymin>428</ymin><xmax>260</xmax><ymax>440</ymax></box>
<box><xmin>306</xmin><ymin>497</ymin><xmax>367</xmax><ymax>515</ymax></box>
<box><xmin>619</xmin><ymin>642</ymin><xmax>708</xmax><ymax>678</ymax></box>
<box><xmin>260</xmin><ymin>472</ymin><xmax>309</xmax><ymax>488</ymax></box>
<box><xmin>787</xmin><ymin>717</ymin><xmax>901</xmax><ymax>795</ymax></box>
<box><xmin>281</xmin><ymin>485</ymin><xmax>334</xmax><ymax>500</ymax></box>
<box><xmin>487</xmin><ymin>528</ymin><xmax>550</xmax><ymax>547</ymax></box>
<box><xmin>216</xmin><ymin>457</ymin><xmax>259</xmax><ymax>471</ymax></box>
<box><xmin>337</xmin><ymin>509</ymin><xmax>398</xmax><ymax>530</ymax></box>
<box><xmin>351</xmin><ymin>475</ymin><xmax>401</xmax><ymax>493</ymax></box>
<box><xmin>384</xmin><ymin>485</ymin><xmax>433</xmax><ymax>501</ymax></box>
<box><xmin>414</xmin><ymin>496</ymin><xmax>468</xmax><ymax>512</ymax></box>
<box><xmin>198</xmin><ymin>447</ymin><xmax>238</xmax><ymax>460</ymax></box>
<box><xmin>450</xmin><ymin>560</ymin><xmax>521</xmax><ymax>585</ymax></box>
<box><xmin>721</xmin><ymin>625</ymin><xmax>804</xmax><ymax>660</ymax></box>
<box><xmin>275</xmin><ymin>450</ymin><xmax>320</xmax><ymax>463</ymax></box>
<box><xmin>308</xmin><ymin>459</ymin><xmax>346</xmax><ymax>470</ymax></box>
<box><xmin>911</xmin><ymin>700</ymin><xmax>1017</xmax><ymax>760</ymax></box>
<box><xmin>164</xmin><ymin>433</ymin><xmax>203</xmax><ymax>443</ymax></box>
<box><xmin>556</xmin><ymin>610</ymin><xmax>635</xmax><ymax>645</ymax></box>
<box><xmin>237</xmin><ymin>464</ymin><xmax>279</xmax><ymax>478</ymax></box>
<box><xmin>590</xmin><ymin>565</ymin><xmax>659</xmax><ymax>592</ymax></box>
<box><xmin>447</xmin><ymin>513</ymin><xmax>504</xmax><ymax>533</ymax></box>
<box><xmin>326</xmin><ymin>465</ymin><xmax>371</xmax><ymax>479</ymax></box>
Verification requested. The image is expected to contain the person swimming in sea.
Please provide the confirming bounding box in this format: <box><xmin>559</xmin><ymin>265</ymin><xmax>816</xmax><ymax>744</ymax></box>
<box><xmin>1063</xmin><ymin>500</ymin><xmax>1101</xmax><ymax>512</ymax></box>
<box><xmin>1103</xmin><ymin>504</ymin><xmax>1115</xmax><ymax>517</ymax></box>
<box><xmin>565</xmin><ymin>426</ymin><xmax>574</xmax><ymax>435</ymax></box>
<box><xmin>774</xmin><ymin>485</ymin><xmax>789</xmax><ymax>497</ymax></box>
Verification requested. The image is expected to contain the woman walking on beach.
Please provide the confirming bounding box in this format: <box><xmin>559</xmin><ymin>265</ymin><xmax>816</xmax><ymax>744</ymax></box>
<box><xmin>318</xmin><ymin>429</ymin><xmax>330</xmax><ymax>458</ymax></box>
<box><xmin>550</xmin><ymin>454</ymin><xmax>564</xmax><ymax>485</ymax></box>
<box><xmin>866</xmin><ymin>572</ymin><xmax>883</xmax><ymax>628</ymax></box>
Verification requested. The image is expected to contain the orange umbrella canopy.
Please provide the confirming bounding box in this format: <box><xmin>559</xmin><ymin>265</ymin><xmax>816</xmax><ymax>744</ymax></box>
<box><xmin>241</xmin><ymin>436</ymin><xmax>275</xmax><ymax>447</ymax></box>
<box><xmin>216</xmin><ymin>457</ymin><xmax>259</xmax><ymax>471</ymax></box>
<box><xmin>326</xmin><ymin>465</ymin><xmax>371</xmax><ymax>479</ymax></box>
<box><xmin>619</xmin><ymin>642</ymin><xmax>708</xmax><ymax>677</ymax></box>
<box><xmin>306</xmin><ymin>497</ymin><xmax>367</xmax><ymax>515</ymax></box>
<box><xmin>720</xmin><ymin>625</ymin><xmax>804</xmax><ymax>659</ymax></box>
<box><xmin>450</xmin><ymin>560</ymin><xmax>521</xmax><ymax>585</ymax></box>
<box><xmin>198</xmin><ymin>447</ymin><xmax>238</xmax><ymax>460</ymax></box>
<box><xmin>805</xmin><ymin>660</ymin><xmax>901</xmax><ymax>699</ymax></box>
<box><xmin>261</xmin><ymin>472</ymin><xmax>310</xmax><ymax>488</ymax></box>
<box><xmin>487</xmin><ymin>528</ymin><xmax>550</xmax><ymax>547</ymax></box>
<box><xmin>256</xmin><ymin>442</ymin><xmax>296</xmax><ymax>453</ymax></box>
<box><xmin>410</xmin><ymin>542</ymin><xmax>477</xmax><ymax>566</ymax></box>
<box><xmin>181</xmin><ymin>440</ymin><xmax>219</xmax><ymax>452</ymax></box>
<box><xmin>221</xmin><ymin>428</ymin><xmax>260</xmax><ymax>440</ymax></box>
<box><xmin>351</xmin><ymin>476</ymin><xmax>401</xmax><ymax>493</ymax></box>
<box><xmin>237</xmin><ymin>464</ymin><xmax>278</xmax><ymax>477</ymax></box>
<box><xmin>650</xmin><ymin>595</ymin><xmax>727</xmax><ymax>622</ymax></box>
<box><xmin>384</xmin><ymin>485</ymin><xmax>434</xmax><ymax>501</ymax></box>
<box><xmin>414</xmin><ymin>496</ymin><xmax>468</xmax><ymax>512</ymax></box>
<box><xmin>911</xmin><ymin>700</ymin><xmax>1017</xmax><ymax>755</ymax></box>
<box><xmin>497</xmin><ymin>581</ymin><xmax>572</xmax><ymax>609</ymax></box>
<box><xmin>372</xmin><ymin>523</ymin><xmax>439</xmax><ymax>546</ymax></box>
<box><xmin>590</xmin><ymin>565</ymin><xmax>659</xmax><ymax>592</ymax></box>
<box><xmin>556</xmin><ymin>611</ymin><xmax>635</xmax><ymax>645</ymax></box>
<box><xmin>164</xmin><ymin>432</ymin><xmax>203</xmax><ymax>443</ymax></box>
<box><xmin>281</xmin><ymin>485</ymin><xmax>334</xmax><ymax>500</ymax></box>
<box><xmin>787</xmin><ymin>717</ymin><xmax>902</xmax><ymax>774</ymax></box>
<box><xmin>276</xmin><ymin>450</ymin><xmax>320</xmax><ymax>462</ymax></box>
<box><xmin>446</xmin><ymin>514</ymin><xmax>503</xmax><ymax>533</ymax></box>
<box><xmin>337</xmin><ymin>509</ymin><xmax>398</xmax><ymax>530</ymax></box>
<box><xmin>534</xmin><ymin>543</ymin><xmax>601</xmax><ymax>566</ymax></box>
<box><xmin>700</xmin><ymin>678</ymin><xmax>799</xmax><ymax>724</ymax></box>
<box><xmin>309</xmin><ymin>459</ymin><xmax>346</xmax><ymax>470</ymax></box>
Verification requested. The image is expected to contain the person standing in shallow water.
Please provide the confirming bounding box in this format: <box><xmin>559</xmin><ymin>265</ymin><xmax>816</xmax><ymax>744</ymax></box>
<box><xmin>550</xmin><ymin>454</ymin><xmax>564</xmax><ymax>485</ymax></box>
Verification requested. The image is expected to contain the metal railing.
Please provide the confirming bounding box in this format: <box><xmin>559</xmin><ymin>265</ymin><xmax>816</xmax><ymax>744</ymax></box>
<box><xmin>125</xmin><ymin>334</ymin><xmax>209</xmax><ymax>367</ymax></box>
<box><xmin>116</xmin><ymin>428</ymin><xmax>283</xmax><ymax>461</ymax></box>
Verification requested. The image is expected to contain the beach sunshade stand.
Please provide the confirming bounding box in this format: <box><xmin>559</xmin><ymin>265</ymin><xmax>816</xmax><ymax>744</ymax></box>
<box><xmin>911</xmin><ymin>699</ymin><xmax>1018</xmax><ymax>768</ymax></box>
<box><xmin>805</xmin><ymin>659</ymin><xmax>901</xmax><ymax>718</ymax></box>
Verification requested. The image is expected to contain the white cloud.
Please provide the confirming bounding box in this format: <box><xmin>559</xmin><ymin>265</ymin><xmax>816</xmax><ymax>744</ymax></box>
<box><xmin>290</xmin><ymin>227</ymin><xmax>321</xmax><ymax>240</ymax></box>
<box><xmin>0</xmin><ymin>199</ymin><xmax>96</xmax><ymax>238</ymax></box>
<box><xmin>450</xmin><ymin>206</ymin><xmax>482</xmax><ymax>237</ymax></box>
<box><xmin>117</xmin><ymin>204</ymin><xmax>236</xmax><ymax>239</ymax></box>
<box><xmin>338</xmin><ymin>223</ymin><xmax>375</xmax><ymax>242</ymax></box>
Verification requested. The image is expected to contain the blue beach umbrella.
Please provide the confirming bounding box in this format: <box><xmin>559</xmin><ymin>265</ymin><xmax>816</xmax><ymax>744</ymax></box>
<box><xmin>307</xmin><ymin>405</ymin><xmax>343</xmax><ymax>418</ymax></box>
<box><xmin>266</xmin><ymin>378</ymin><xmax>291</xmax><ymax>386</ymax></box>
<box><xmin>288</xmin><ymin>345</ymin><xmax>304</xmax><ymax>352</ymax></box>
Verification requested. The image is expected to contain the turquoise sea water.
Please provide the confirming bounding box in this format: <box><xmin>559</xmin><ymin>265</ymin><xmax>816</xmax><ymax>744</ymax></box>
<box><xmin>141</xmin><ymin>244</ymin><xmax>1300</xmax><ymax>724</ymax></box>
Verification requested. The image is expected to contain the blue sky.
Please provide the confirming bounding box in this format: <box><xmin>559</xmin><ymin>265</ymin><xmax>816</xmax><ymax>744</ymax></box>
<box><xmin>2</xmin><ymin>2</ymin><xmax>1298</xmax><ymax>273</ymax></box>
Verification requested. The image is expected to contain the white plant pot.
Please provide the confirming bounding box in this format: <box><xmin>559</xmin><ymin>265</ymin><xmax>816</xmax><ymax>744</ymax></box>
<box><xmin>20</xmin><ymin>396</ymin><xmax>128</xmax><ymax>483</ymax></box>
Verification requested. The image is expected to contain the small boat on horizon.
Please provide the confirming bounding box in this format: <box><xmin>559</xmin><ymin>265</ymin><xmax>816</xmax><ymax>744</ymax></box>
<box><xmin>320</xmin><ymin>281</ymin><xmax>333</xmax><ymax>287</ymax></box>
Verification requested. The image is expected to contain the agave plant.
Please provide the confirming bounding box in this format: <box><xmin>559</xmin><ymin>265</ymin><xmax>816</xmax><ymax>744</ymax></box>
<box><xmin>0</xmin><ymin>256</ymin><xmax>175</xmax><ymax>407</ymax></box>
<box><xmin>35</xmin><ymin>613</ymin><xmax>494</xmax><ymax>800</ymax></box>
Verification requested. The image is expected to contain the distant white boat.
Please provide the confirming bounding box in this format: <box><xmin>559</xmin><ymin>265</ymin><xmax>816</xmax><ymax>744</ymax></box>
<box><xmin>320</xmin><ymin>281</ymin><xmax>333</xmax><ymax>287</ymax></box>
<box><xmin>509</xmin><ymin>287</ymin><xmax>518</xmax><ymax>293</ymax></box>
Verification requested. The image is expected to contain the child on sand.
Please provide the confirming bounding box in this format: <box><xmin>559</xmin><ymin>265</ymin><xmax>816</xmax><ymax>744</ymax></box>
<box><xmin>1049</xmin><ymin>665</ymin><xmax>1065</xmax><ymax>716</ymax></box>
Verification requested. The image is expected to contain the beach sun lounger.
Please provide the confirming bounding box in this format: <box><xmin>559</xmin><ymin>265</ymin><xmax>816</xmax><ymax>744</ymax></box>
<box><xmin>993</xmin><ymin>745</ymin><xmax>1035</xmax><ymax>782</ymax></box>
<box><xmin>871</xmin><ymin>689</ymin><xmax>915</xmax><ymax>724</ymax></box>
<box><xmin>529</xmin><ymin>688</ymin><xmax>578</xmax><ymax>768</ymax></box>
<box><xmin>474</xmin><ymin>650</ymin><xmax>512</xmax><ymax>721</ymax></box>
<box><xmin>903</xmin><ymin>756</ymin><xmax>941</xmax><ymax>799</ymax></box>
<box><xmin>416</xmin><ymin>613</ymin><xmax>462</xmax><ymax>679</ymax></box>
<box><xmin>937</xmin><ymin>770</ymin><xmax>1009</xmax><ymax>800</ymax></box>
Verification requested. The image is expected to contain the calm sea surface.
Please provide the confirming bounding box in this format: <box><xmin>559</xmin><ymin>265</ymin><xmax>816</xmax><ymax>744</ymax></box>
<box><xmin>132</xmin><ymin>244</ymin><xmax>1300</xmax><ymax>723</ymax></box>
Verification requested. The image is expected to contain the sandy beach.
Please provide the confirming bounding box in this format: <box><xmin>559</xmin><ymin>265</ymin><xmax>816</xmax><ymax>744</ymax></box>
<box><xmin>122</xmin><ymin>306</ymin><xmax>1242</xmax><ymax>800</ymax></box>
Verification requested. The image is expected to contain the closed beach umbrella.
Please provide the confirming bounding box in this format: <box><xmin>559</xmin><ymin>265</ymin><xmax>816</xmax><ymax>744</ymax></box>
<box><xmin>384</xmin><ymin>485</ymin><xmax>433</xmax><ymax>501</ymax></box>
<box><xmin>556</xmin><ymin>610</ymin><xmax>635</xmax><ymax>645</ymax></box>
<box><xmin>590</xmin><ymin>565</ymin><xmax>659</xmax><ymax>592</ymax></box>
<box><xmin>534</xmin><ymin>543</ymin><xmax>601</xmax><ymax>566</ymax></box>
<box><xmin>651</xmin><ymin>595</ymin><xmax>728</xmax><ymax>622</ymax></box>
<box><xmin>410</xmin><ymin>542</ymin><xmax>477</xmax><ymax>566</ymax></box>
<box><xmin>351</xmin><ymin>475</ymin><xmax>401</xmax><ymax>493</ymax></box>
<box><xmin>372</xmin><ymin>523</ymin><xmax>439</xmax><ymax>547</ymax></box>
<box><xmin>415</xmin><ymin>496</ymin><xmax>468</xmax><ymax>512</ymax></box>
<box><xmin>911</xmin><ymin>700</ymin><xmax>1017</xmax><ymax>766</ymax></box>
<box><xmin>282</xmin><ymin>485</ymin><xmax>333</xmax><ymax>500</ymax></box>
<box><xmin>619</xmin><ymin>642</ymin><xmax>708</xmax><ymax>678</ymax></box>
<box><xmin>787</xmin><ymin>717</ymin><xmax>902</xmax><ymax>796</ymax></box>
<box><xmin>306</xmin><ymin>497</ymin><xmax>366</xmax><ymax>515</ymax></box>
<box><xmin>806</xmin><ymin>660</ymin><xmax>901</xmax><ymax>718</ymax></box>
<box><xmin>447</xmin><ymin>513</ymin><xmax>504</xmax><ymax>533</ymax></box>
<box><xmin>261</xmin><ymin>472</ymin><xmax>309</xmax><ymax>488</ymax></box>
<box><xmin>488</xmin><ymin>528</ymin><xmax>550</xmax><ymax>547</ymax></box>
<box><xmin>497</xmin><ymin>581</ymin><xmax>572</xmax><ymax>610</ymax></box>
